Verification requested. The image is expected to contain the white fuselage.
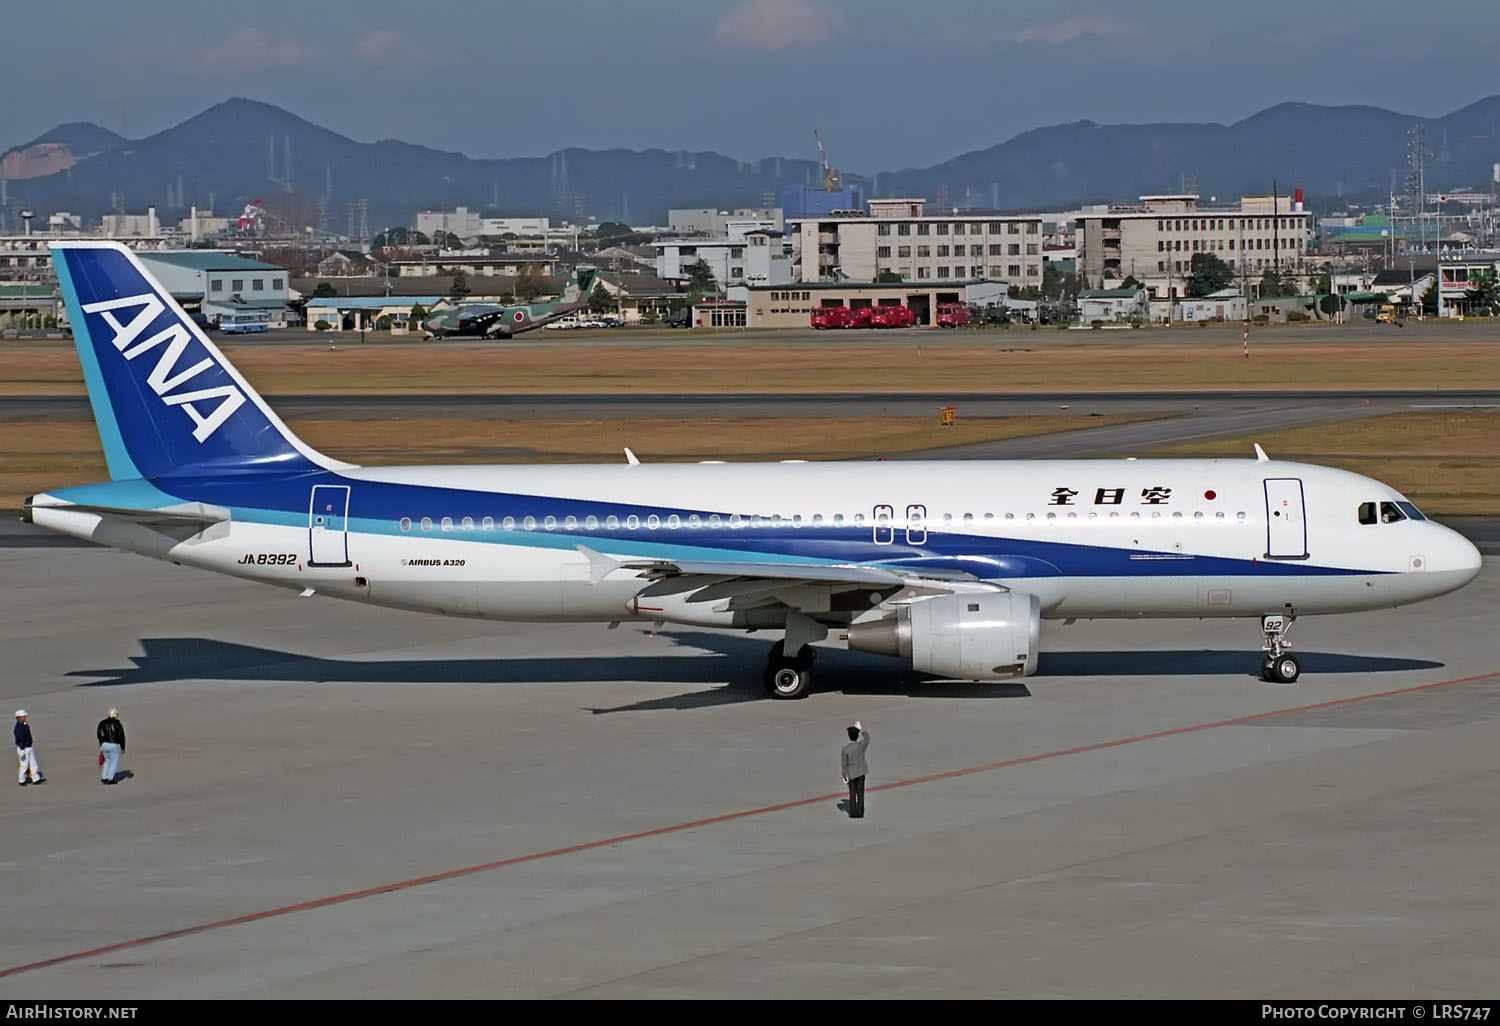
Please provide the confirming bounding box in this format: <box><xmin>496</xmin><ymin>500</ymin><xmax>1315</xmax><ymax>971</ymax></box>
<box><xmin>30</xmin><ymin>459</ymin><xmax>1482</xmax><ymax>629</ymax></box>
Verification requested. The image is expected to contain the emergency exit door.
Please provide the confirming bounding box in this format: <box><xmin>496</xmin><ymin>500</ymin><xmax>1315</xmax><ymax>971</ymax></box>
<box><xmin>1263</xmin><ymin>477</ymin><xmax>1307</xmax><ymax>559</ymax></box>
<box><xmin>309</xmin><ymin>484</ymin><xmax>351</xmax><ymax>566</ymax></box>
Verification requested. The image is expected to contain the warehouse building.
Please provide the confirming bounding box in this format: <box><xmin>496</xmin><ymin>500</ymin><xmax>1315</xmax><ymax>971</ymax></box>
<box><xmin>730</xmin><ymin>278</ymin><xmax>1007</xmax><ymax>328</ymax></box>
<box><xmin>414</xmin><ymin>208</ymin><xmax>552</xmax><ymax>238</ymax></box>
<box><xmin>303</xmin><ymin>295</ymin><xmax>451</xmax><ymax>334</ymax></box>
<box><xmin>137</xmin><ymin>251</ymin><xmax>292</xmax><ymax>327</ymax></box>
<box><xmin>667</xmin><ymin>207</ymin><xmax>783</xmax><ymax>235</ymax></box>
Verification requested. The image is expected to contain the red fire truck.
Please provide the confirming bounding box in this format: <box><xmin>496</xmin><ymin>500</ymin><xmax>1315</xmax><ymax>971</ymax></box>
<box><xmin>810</xmin><ymin>306</ymin><xmax>850</xmax><ymax>329</ymax></box>
<box><xmin>936</xmin><ymin>302</ymin><xmax>971</xmax><ymax>327</ymax></box>
<box><xmin>870</xmin><ymin>304</ymin><xmax>915</xmax><ymax>328</ymax></box>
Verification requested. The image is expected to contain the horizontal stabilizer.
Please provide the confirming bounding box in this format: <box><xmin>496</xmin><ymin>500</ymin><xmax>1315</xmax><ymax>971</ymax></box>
<box><xmin>26</xmin><ymin>499</ymin><xmax>229</xmax><ymax>526</ymax></box>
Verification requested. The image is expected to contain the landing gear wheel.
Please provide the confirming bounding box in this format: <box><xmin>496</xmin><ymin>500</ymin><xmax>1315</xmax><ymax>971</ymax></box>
<box><xmin>763</xmin><ymin>642</ymin><xmax>815</xmax><ymax>699</ymax></box>
<box><xmin>1262</xmin><ymin>655</ymin><xmax>1301</xmax><ymax>684</ymax></box>
<box><xmin>765</xmin><ymin>663</ymin><xmax>812</xmax><ymax>699</ymax></box>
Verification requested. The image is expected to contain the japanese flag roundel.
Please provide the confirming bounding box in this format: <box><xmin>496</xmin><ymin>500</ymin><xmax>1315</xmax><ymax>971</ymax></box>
<box><xmin>513</xmin><ymin>310</ymin><xmax>526</xmax><ymax>323</ymax></box>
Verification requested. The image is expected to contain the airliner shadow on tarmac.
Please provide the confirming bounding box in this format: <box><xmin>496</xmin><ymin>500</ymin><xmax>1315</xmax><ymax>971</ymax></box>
<box><xmin>1038</xmin><ymin>650</ymin><xmax>1442</xmax><ymax>677</ymax></box>
<box><xmin>63</xmin><ymin>634</ymin><xmax>998</xmax><ymax>706</ymax></box>
<box><xmin>65</xmin><ymin>636</ymin><xmax>1440</xmax><ymax>711</ymax></box>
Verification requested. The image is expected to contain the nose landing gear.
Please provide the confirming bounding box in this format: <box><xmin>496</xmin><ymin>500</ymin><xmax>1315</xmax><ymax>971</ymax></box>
<box><xmin>1260</xmin><ymin>612</ymin><xmax>1300</xmax><ymax>683</ymax></box>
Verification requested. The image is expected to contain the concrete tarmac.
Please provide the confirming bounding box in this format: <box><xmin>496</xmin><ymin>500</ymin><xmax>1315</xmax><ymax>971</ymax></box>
<box><xmin>2</xmin><ymin>535</ymin><xmax>1497</xmax><ymax>998</ymax></box>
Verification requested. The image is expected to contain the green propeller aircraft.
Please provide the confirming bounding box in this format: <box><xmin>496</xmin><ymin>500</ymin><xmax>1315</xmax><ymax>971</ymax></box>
<box><xmin>422</xmin><ymin>265</ymin><xmax>600</xmax><ymax>338</ymax></box>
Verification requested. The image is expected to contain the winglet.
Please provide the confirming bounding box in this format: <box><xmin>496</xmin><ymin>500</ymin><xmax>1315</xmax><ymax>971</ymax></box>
<box><xmin>576</xmin><ymin>544</ymin><xmax>625</xmax><ymax>585</ymax></box>
<box><xmin>624</xmin><ymin>447</ymin><xmax>640</xmax><ymax>466</ymax></box>
<box><xmin>1254</xmin><ymin>443</ymin><xmax>1269</xmax><ymax>462</ymax></box>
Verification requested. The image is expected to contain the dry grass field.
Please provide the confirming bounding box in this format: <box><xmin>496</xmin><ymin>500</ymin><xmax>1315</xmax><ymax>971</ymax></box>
<box><xmin>0</xmin><ymin>414</ymin><xmax>1149</xmax><ymax>511</ymax></box>
<box><xmin>1145</xmin><ymin>411</ymin><xmax>1500</xmax><ymax>514</ymax></box>
<box><xmin>6</xmin><ymin>410</ymin><xmax>1496</xmax><ymax>513</ymax></box>
<box><xmin>3</xmin><ymin>339</ymin><xmax>1500</xmax><ymax>395</ymax></box>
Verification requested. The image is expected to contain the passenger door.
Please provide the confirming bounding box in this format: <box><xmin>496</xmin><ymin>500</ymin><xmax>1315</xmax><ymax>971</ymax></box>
<box><xmin>309</xmin><ymin>484</ymin><xmax>352</xmax><ymax>567</ymax></box>
<box><xmin>1263</xmin><ymin>478</ymin><xmax>1307</xmax><ymax>559</ymax></box>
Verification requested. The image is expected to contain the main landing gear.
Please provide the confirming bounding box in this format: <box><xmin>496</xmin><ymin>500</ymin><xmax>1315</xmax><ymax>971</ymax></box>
<box><xmin>1259</xmin><ymin>613</ymin><xmax>1300</xmax><ymax>683</ymax></box>
<box><xmin>764</xmin><ymin>640</ymin><xmax>815</xmax><ymax>699</ymax></box>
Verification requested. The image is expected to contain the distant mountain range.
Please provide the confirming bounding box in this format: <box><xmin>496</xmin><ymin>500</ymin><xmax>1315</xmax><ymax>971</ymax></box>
<box><xmin>3</xmin><ymin>96</ymin><xmax>1499</xmax><ymax>229</ymax></box>
<box><xmin>879</xmin><ymin>97</ymin><xmax>1500</xmax><ymax>212</ymax></box>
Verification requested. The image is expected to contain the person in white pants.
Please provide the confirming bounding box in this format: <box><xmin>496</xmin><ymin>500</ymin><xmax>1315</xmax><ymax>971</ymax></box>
<box><xmin>15</xmin><ymin>710</ymin><xmax>45</xmax><ymax>786</ymax></box>
<box><xmin>97</xmin><ymin>708</ymin><xmax>125</xmax><ymax>785</ymax></box>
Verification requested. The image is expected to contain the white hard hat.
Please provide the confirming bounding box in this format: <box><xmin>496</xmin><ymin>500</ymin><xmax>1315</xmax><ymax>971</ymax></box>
<box><xmin>108</xmin><ymin>708</ymin><xmax>119</xmax><ymax>718</ymax></box>
<box><xmin>14</xmin><ymin>709</ymin><xmax>25</xmax><ymax>718</ymax></box>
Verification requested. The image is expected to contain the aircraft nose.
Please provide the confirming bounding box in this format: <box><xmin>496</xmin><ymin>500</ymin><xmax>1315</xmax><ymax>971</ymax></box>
<box><xmin>1453</xmin><ymin>531</ymin><xmax>1482</xmax><ymax>582</ymax></box>
<box><xmin>1430</xmin><ymin>523</ymin><xmax>1482</xmax><ymax>585</ymax></box>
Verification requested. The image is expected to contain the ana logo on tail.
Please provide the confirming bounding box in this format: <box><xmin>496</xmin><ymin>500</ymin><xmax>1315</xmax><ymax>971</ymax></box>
<box><xmin>81</xmin><ymin>292</ymin><xmax>247</xmax><ymax>443</ymax></box>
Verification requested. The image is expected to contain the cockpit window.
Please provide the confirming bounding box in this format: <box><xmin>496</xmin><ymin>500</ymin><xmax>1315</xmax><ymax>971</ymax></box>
<box><xmin>1394</xmin><ymin>501</ymin><xmax>1426</xmax><ymax>522</ymax></box>
<box><xmin>1358</xmin><ymin>502</ymin><xmax>1377</xmax><ymax>525</ymax></box>
<box><xmin>1379</xmin><ymin>501</ymin><xmax>1407</xmax><ymax>524</ymax></box>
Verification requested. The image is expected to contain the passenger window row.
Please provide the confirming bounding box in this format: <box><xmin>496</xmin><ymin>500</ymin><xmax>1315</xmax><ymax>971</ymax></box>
<box><xmin>395</xmin><ymin>510</ymin><xmax>1251</xmax><ymax>533</ymax></box>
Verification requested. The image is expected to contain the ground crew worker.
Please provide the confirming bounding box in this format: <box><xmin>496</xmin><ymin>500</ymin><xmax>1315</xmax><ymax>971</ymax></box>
<box><xmin>840</xmin><ymin>720</ymin><xmax>869</xmax><ymax>819</ymax></box>
<box><xmin>97</xmin><ymin>708</ymin><xmax>125</xmax><ymax>784</ymax></box>
<box><xmin>15</xmin><ymin>710</ymin><xmax>45</xmax><ymax>786</ymax></box>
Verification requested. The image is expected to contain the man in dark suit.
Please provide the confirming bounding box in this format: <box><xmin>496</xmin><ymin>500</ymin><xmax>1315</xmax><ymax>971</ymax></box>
<box><xmin>841</xmin><ymin>721</ymin><xmax>870</xmax><ymax>819</ymax></box>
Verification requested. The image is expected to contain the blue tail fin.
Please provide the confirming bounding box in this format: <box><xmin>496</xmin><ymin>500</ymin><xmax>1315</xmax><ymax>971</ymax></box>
<box><xmin>53</xmin><ymin>242</ymin><xmax>339</xmax><ymax>480</ymax></box>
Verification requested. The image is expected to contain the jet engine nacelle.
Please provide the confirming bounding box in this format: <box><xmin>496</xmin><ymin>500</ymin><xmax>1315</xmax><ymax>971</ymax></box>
<box><xmin>846</xmin><ymin>591</ymin><xmax>1040</xmax><ymax>680</ymax></box>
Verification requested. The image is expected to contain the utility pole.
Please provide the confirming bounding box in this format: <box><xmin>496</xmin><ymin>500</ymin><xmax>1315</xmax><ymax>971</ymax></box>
<box><xmin>1239</xmin><ymin>214</ymin><xmax>1249</xmax><ymax>358</ymax></box>
<box><xmin>1272</xmin><ymin>180</ymin><xmax>1280</xmax><ymax>285</ymax></box>
<box><xmin>1409</xmin><ymin>250</ymin><xmax>1415</xmax><ymax>317</ymax></box>
<box><xmin>1166</xmin><ymin>256</ymin><xmax>1173</xmax><ymax>325</ymax></box>
<box><xmin>1435</xmin><ymin>191</ymin><xmax>1443</xmax><ymax>319</ymax></box>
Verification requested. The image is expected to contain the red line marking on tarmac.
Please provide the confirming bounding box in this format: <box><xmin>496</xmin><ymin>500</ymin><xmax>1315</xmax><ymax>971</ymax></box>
<box><xmin>4</xmin><ymin>667</ymin><xmax>1496</xmax><ymax>980</ymax></box>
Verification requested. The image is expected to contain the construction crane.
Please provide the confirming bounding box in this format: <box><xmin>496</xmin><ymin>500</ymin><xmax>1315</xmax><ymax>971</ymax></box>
<box><xmin>813</xmin><ymin>129</ymin><xmax>837</xmax><ymax>192</ymax></box>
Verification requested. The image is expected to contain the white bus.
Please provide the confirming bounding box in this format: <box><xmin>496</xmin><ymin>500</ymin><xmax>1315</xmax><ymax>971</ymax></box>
<box><xmin>219</xmin><ymin>310</ymin><xmax>270</xmax><ymax>334</ymax></box>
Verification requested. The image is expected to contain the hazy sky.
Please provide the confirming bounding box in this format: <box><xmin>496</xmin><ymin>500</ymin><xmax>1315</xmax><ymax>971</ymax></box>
<box><xmin>6</xmin><ymin>0</ymin><xmax>1499</xmax><ymax>172</ymax></box>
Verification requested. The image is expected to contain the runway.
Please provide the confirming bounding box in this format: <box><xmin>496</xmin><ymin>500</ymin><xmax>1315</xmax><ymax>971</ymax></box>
<box><xmin>10</xmin><ymin>317</ymin><xmax>1497</xmax><ymax>348</ymax></box>
<box><xmin>9</xmin><ymin>388</ymin><xmax>1500</xmax><ymax>420</ymax></box>
<box><xmin>2</xmin><ymin>534</ymin><xmax>1497</xmax><ymax>997</ymax></box>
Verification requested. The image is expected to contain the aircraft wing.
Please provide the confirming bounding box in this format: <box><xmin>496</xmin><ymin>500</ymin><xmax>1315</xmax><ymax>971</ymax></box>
<box><xmin>620</xmin><ymin>557</ymin><xmax>972</xmax><ymax>586</ymax></box>
<box><xmin>578</xmin><ymin>547</ymin><xmax>993</xmax><ymax>616</ymax></box>
<box><xmin>458</xmin><ymin>306</ymin><xmax>506</xmax><ymax>325</ymax></box>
